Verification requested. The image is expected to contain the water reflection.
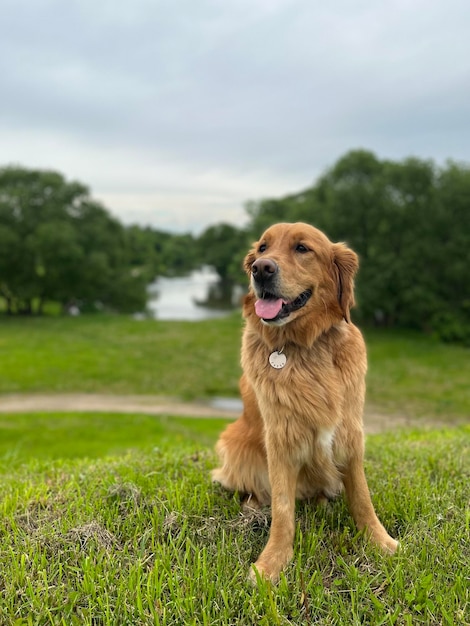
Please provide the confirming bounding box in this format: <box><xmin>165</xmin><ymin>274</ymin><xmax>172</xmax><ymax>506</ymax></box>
<box><xmin>148</xmin><ymin>267</ymin><xmax>242</xmax><ymax>321</ymax></box>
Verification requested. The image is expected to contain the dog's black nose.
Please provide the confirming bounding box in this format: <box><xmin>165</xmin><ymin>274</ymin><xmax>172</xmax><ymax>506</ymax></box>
<box><xmin>251</xmin><ymin>258</ymin><xmax>278</xmax><ymax>280</ymax></box>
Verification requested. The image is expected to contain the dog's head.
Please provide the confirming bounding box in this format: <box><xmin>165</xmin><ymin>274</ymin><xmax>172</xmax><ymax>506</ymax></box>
<box><xmin>244</xmin><ymin>222</ymin><xmax>358</xmax><ymax>328</ymax></box>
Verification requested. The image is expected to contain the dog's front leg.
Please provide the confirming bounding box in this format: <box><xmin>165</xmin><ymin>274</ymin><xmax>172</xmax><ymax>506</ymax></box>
<box><xmin>343</xmin><ymin>452</ymin><xmax>399</xmax><ymax>554</ymax></box>
<box><xmin>250</xmin><ymin>437</ymin><xmax>300</xmax><ymax>584</ymax></box>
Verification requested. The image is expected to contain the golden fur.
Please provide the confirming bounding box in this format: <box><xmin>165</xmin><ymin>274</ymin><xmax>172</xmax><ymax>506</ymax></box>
<box><xmin>212</xmin><ymin>222</ymin><xmax>398</xmax><ymax>583</ymax></box>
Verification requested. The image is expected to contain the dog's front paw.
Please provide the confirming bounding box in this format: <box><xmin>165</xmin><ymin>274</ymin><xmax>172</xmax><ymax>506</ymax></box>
<box><xmin>368</xmin><ymin>527</ymin><xmax>399</xmax><ymax>554</ymax></box>
<box><xmin>248</xmin><ymin>561</ymin><xmax>279</xmax><ymax>585</ymax></box>
<box><xmin>381</xmin><ymin>536</ymin><xmax>399</xmax><ymax>554</ymax></box>
<box><xmin>248</xmin><ymin>546</ymin><xmax>293</xmax><ymax>585</ymax></box>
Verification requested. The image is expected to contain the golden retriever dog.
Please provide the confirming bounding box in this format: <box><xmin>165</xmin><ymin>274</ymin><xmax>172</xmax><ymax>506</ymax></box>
<box><xmin>212</xmin><ymin>222</ymin><xmax>398</xmax><ymax>583</ymax></box>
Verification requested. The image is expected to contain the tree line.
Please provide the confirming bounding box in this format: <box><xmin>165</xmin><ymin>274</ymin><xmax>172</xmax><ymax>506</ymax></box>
<box><xmin>1</xmin><ymin>152</ymin><xmax>469</xmax><ymax>344</ymax></box>
<box><xmin>0</xmin><ymin>167</ymin><xmax>199</xmax><ymax>315</ymax></box>
<box><xmin>245</xmin><ymin>150</ymin><xmax>470</xmax><ymax>344</ymax></box>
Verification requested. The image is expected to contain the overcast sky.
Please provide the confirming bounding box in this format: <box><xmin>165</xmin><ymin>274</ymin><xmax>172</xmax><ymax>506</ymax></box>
<box><xmin>1</xmin><ymin>0</ymin><xmax>469</xmax><ymax>233</ymax></box>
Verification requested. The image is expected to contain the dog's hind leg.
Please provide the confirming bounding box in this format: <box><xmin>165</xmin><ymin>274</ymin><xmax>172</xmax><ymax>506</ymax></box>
<box><xmin>212</xmin><ymin>376</ymin><xmax>271</xmax><ymax>504</ymax></box>
<box><xmin>212</xmin><ymin>412</ymin><xmax>270</xmax><ymax>506</ymax></box>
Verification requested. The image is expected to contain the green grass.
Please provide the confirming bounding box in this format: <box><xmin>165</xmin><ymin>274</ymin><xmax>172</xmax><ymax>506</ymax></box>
<box><xmin>0</xmin><ymin>315</ymin><xmax>469</xmax><ymax>623</ymax></box>
<box><xmin>0</xmin><ymin>417</ymin><xmax>468</xmax><ymax>625</ymax></box>
<box><xmin>1</xmin><ymin>314</ymin><xmax>470</xmax><ymax>420</ymax></box>
<box><xmin>0</xmin><ymin>412</ymin><xmax>227</xmax><ymax>470</ymax></box>
<box><xmin>365</xmin><ymin>329</ymin><xmax>470</xmax><ymax>419</ymax></box>
<box><xmin>0</xmin><ymin>314</ymin><xmax>242</xmax><ymax>399</ymax></box>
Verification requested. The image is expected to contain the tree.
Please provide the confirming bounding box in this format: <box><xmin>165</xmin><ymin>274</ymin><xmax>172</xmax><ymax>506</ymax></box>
<box><xmin>298</xmin><ymin>152</ymin><xmax>439</xmax><ymax>327</ymax></box>
<box><xmin>126</xmin><ymin>225</ymin><xmax>162</xmax><ymax>282</ymax></box>
<box><xmin>245</xmin><ymin>198</ymin><xmax>294</xmax><ymax>237</ymax></box>
<box><xmin>157</xmin><ymin>231</ymin><xmax>198</xmax><ymax>276</ymax></box>
<box><xmin>197</xmin><ymin>223</ymin><xmax>249</xmax><ymax>281</ymax></box>
<box><xmin>244</xmin><ymin>150</ymin><xmax>470</xmax><ymax>343</ymax></box>
<box><xmin>430</xmin><ymin>162</ymin><xmax>470</xmax><ymax>342</ymax></box>
<box><xmin>0</xmin><ymin>166</ymin><xmax>147</xmax><ymax>314</ymax></box>
<box><xmin>194</xmin><ymin>223</ymin><xmax>250</xmax><ymax>306</ymax></box>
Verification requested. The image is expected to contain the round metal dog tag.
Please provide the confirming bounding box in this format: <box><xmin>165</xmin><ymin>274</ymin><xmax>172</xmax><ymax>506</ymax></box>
<box><xmin>269</xmin><ymin>350</ymin><xmax>287</xmax><ymax>369</ymax></box>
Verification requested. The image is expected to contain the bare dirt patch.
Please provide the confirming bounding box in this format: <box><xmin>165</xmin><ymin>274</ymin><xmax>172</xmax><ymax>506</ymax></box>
<box><xmin>0</xmin><ymin>393</ymin><xmax>238</xmax><ymax>419</ymax></box>
<box><xmin>0</xmin><ymin>393</ymin><xmax>463</xmax><ymax>433</ymax></box>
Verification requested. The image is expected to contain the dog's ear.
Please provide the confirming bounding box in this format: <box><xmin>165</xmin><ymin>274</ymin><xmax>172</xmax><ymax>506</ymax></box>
<box><xmin>243</xmin><ymin>246</ymin><xmax>257</xmax><ymax>275</ymax></box>
<box><xmin>331</xmin><ymin>243</ymin><xmax>358</xmax><ymax>322</ymax></box>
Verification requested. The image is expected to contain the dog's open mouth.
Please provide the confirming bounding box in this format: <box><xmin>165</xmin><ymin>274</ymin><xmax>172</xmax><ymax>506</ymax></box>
<box><xmin>254</xmin><ymin>289</ymin><xmax>312</xmax><ymax>322</ymax></box>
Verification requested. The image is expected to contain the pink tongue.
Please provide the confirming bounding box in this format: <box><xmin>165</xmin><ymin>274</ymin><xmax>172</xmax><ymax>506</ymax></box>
<box><xmin>255</xmin><ymin>298</ymin><xmax>285</xmax><ymax>319</ymax></box>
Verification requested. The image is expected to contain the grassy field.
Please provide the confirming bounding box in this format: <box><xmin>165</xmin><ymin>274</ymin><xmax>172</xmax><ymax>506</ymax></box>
<box><xmin>0</xmin><ymin>314</ymin><xmax>241</xmax><ymax>399</ymax></box>
<box><xmin>0</xmin><ymin>412</ymin><xmax>227</xmax><ymax>471</ymax></box>
<box><xmin>0</xmin><ymin>314</ymin><xmax>469</xmax><ymax>623</ymax></box>
<box><xmin>0</xmin><ymin>313</ymin><xmax>470</xmax><ymax>420</ymax></box>
<box><xmin>0</xmin><ymin>417</ymin><xmax>468</xmax><ymax>625</ymax></box>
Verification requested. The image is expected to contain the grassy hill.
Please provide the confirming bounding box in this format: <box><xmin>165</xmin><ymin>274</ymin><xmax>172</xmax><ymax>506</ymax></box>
<box><xmin>0</xmin><ymin>314</ymin><xmax>469</xmax><ymax>624</ymax></box>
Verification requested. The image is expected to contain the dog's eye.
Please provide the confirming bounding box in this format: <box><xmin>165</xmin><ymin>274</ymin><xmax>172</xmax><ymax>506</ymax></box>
<box><xmin>295</xmin><ymin>244</ymin><xmax>309</xmax><ymax>253</ymax></box>
<box><xmin>258</xmin><ymin>243</ymin><xmax>267</xmax><ymax>253</ymax></box>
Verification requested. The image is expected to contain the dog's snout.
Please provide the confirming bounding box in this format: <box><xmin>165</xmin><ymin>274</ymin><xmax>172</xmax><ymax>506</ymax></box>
<box><xmin>252</xmin><ymin>258</ymin><xmax>278</xmax><ymax>280</ymax></box>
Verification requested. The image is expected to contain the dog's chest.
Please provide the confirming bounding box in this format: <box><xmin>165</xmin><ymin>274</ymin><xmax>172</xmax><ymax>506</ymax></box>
<box><xmin>244</xmin><ymin>341</ymin><xmax>341</xmax><ymax>424</ymax></box>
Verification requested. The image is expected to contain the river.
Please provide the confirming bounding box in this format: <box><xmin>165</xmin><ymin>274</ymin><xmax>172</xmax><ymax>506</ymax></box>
<box><xmin>147</xmin><ymin>267</ymin><xmax>242</xmax><ymax>321</ymax></box>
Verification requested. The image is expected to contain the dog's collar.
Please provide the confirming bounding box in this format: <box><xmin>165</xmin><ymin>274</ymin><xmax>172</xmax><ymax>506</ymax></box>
<box><xmin>269</xmin><ymin>346</ymin><xmax>286</xmax><ymax>369</ymax></box>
